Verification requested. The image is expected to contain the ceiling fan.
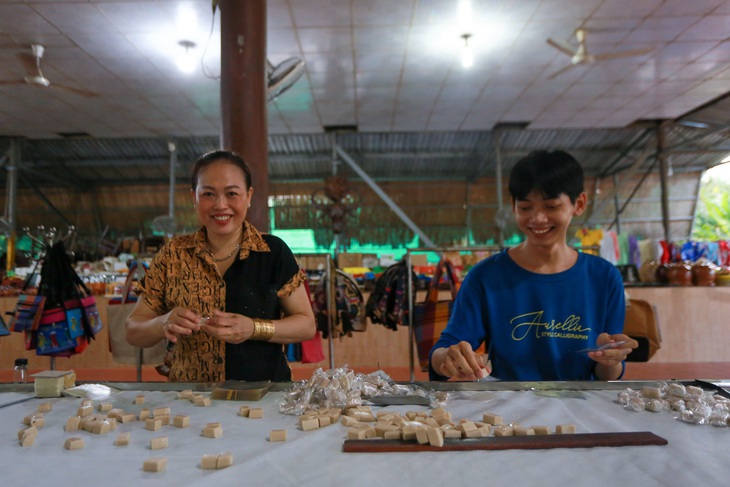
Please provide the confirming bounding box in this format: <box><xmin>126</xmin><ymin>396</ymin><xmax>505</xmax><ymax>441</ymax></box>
<box><xmin>546</xmin><ymin>28</ymin><xmax>653</xmax><ymax>79</ymax></box>
<box><xmin>266</xmin><ymin>57</ymin><xmax>305</xmax><ymax>101</ymax></box>
<box><xmin>0</xmin><ymin>44</ymin><xmax>99</xmax><ymax>97</ymax></box>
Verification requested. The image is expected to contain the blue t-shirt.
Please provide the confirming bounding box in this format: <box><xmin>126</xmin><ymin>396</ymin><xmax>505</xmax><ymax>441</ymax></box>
<box><xmin>429</xmin><ymin>250</ymin><xmax>625</xmax><ymax>381</ymax></box>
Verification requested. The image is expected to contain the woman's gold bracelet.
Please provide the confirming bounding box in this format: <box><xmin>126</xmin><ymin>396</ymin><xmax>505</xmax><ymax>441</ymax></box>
<box><xmin>251</xmin><ymin>318</ymin><xmax>275</xmax><ymax>341</ymax></box>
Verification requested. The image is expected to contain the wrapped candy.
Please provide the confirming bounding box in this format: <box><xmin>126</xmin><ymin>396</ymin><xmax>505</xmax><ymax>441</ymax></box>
<box><xmin>277</xmin><ymin>365</ymin><xmax>447</xmax><ymax>416</ymax></box>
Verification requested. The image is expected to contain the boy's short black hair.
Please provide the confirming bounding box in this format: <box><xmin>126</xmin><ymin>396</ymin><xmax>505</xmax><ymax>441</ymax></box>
<box><xmin>508</xmin><ymin>150</ymin><xmax>584</xmax><ymax>203</ymax></box>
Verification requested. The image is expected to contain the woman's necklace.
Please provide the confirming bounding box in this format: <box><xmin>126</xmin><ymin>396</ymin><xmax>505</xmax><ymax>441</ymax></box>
<box><xmin>211</xmin><ymin>242</ymin><xmax>241</xmax><ymax>262</ymax></box>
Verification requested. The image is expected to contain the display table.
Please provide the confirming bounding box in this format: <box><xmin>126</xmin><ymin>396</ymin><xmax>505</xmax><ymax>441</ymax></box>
<box><xmin>1</xmin><ymin>380</ymin><xmax>728</xmax><ymax>486</ymax></box>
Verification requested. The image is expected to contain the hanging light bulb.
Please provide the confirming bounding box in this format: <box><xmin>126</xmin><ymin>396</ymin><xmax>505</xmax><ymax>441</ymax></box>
<box><xmin>176</xmin><ymin>40</ymin><xmax>197</xmax><ymax>74</ymax></box>
<box><xmin>461</xmin><ymin>34</ymin><xmax>473</xmax><ymax>68</ymax></box>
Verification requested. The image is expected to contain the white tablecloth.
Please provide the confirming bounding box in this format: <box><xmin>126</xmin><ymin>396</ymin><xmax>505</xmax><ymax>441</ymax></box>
<box><xmin>1</xmin><ymin>385</ymin><xmax>727</xmax><ymax>486</ymax></box>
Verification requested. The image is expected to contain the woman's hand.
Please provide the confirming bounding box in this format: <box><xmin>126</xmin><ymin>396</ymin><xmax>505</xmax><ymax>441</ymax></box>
<box><xmin>162</xmin><ymin>307</ymin><xmax>203</xmax><ymax>344</ymax></box>
<box><xmin>432</xmin><ymin>341</ymin><xmax>490</xmax><ymax>380</ymax></box>
<box><xmin>200</xmin><ymin>309</ymin><xmax>254</xmax><ymax>344</ymax></box>
<box><xmin>588</xmin><ymin>333</ymin><xmax>638</xmax><ymax>366</ymax></box>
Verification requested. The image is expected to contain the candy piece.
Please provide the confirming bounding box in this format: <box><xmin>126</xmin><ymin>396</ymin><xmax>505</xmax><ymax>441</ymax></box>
<box><xmin>145</xmin><ymin>418</ymin><xmax>162</xmax><ymax>431</ymax></box>
<box><xmin>457</xmin><ymin>420</ymin><xmax>477</xmax><ymax>433</ymax></box>
<box><xmin>216</xmin><ymin>452</ymin><xmax>233</xmax><ymax>469</ymax></box>
<box><xmin>150</xmin><ymin>436</ymin><xmax>168</xmax><ymax>450</ymax></box>
<box><xmin>64</xmin><ymin>437</ymin><xmax>84</xmax><ymax>450</ymax></box>
<box><xmin>173</xmin><ymin>415</ymin><xmax>190</xmax><ymax>428</ymax></box>
<box><xmin>327</xmin><ymin>408</ymin><xmax>342</xmax><ymax>423</ymax></box>
<box><xmin>202</xmin><ymin>425</ymin><xmax>223</xmax><ymax>438</ymax></box>
<box><xmin>442</xmin><ymin>427</ymin><xmax>462</xmax><ymax>439</ymax></box>
<box><xmin>19</xmin><ymin>432</ymin><xmax>36</xmax><ymax>447</ymax></box>
<box><xmin>667</xmin><ymin>383</ymin><xmax>686</xmax><ymax>398</ymax></box>
<box><xmin>415</xmin><ymin>426</ymin><xmax>430</xmax><ymax>444</ymax></box>
<box><xmin>119</xmin><ymin>413</ymin><xmax>136</xmax><ymax>423</ymax></box>
<box><xmin>248</xmin><ymin>408</ymin><xmax>264</xmax><ymax>419</ymax></box>
<box><xmin>18</xmin><ymin>426</ymin><xmax>38</xmax><ymax>440</ymax></box>
<box><xmin>18</xmin><ymin>426</ymin><xmax>38</xmax><ymax>446</ymax></box>
<box><xmin>318</xmin><ymin>416</ymin><xmax>332</xmax><ymax>427</ymax></box>
<box><xmin>153</xmin><ymin>407</ymin><xmax>171</xmax><ymax>417</ymax></box>
<box><xmin>98</xmin><ymin>402</ymin><xmax>113</xmax><ymax>412</ymax></box>
<box><xmin>23</xmin><ymin>413</ymin><xmax>44</xmax><ymax>426</ymax></box>
<box><xmin>514</xmin><ymin>426</ymin><xmax>535</xmax><ymax>436</ymax></box>
<box><xmin>640</xmin><ymin>387</ymin><xmax>662</xmax><ymax>400</ymax></box>
<box><xmin>177</xmin><ymin>390</ymin><xmax>193</xmax><ymax>400</ymax></box>
<box><xmin>427</xmin><ymin>427</ymin><xmax>444</xmax><ymax>447</ymax></box>
<box><xmin>301</xmin><ymin>418</ymin><xmax>319</xmax><ymax>431</ymax></box>
<box><xmin>340</xmin><ymin>416</ymin><xmax>358</xmax><ymax>427</ymax></box>
<box><xmin>37</xmin><ymin>402</ymin><xmax>53</xmax><ymax>413</ymax></box>
<box><xmin>482</xmin><ymin>412</ymin><xmax>503</xmax><ymax>425</ymax></box>
<box><xmin>134</xmin><ymin>395</ymin><xmax>145</xmax><ymax>405</ymax></box>
<box><xmin>555</xmin><ymin>424</ymin><xmax>577</xmax><ymax>434</ymax></box>
<box><xmin>201</xmin><ymin>454</ymin><xmax>218</xmax><ymax>470</ymax></box>
<box><xmin>270</xmin><ymin>429</ymin><xmax>287</xmax><ymax>442</ymax></box>
<box><xmin>346</xmin><ymin>427</ymin><xmax>367</xmax><ymax>440</ymax></box>
<box><xmin>143</xmin><ymin>457</ymin><xmax>166</xmax><ymax>472</ymax></box>
<box><xmin>194</xmin><ymin>396</ymin><xmax>211</xmax><ymax>407</ymax></box>
<box><xmin>238</xmin><ymin>406</ymin><xmax>250</xmax><ymax>417</ymax></box>
<box><xmin>402</xmin><ymin>424</ymin><xmax>418</xmax><ymax>441</ymax></box>
<box><xmin>92</xmin><ymin>420</ymin><xmax>111</xmax><ymax>435</ymax></box>
<box><xmin>645</xmin><ymin>399</ymin><xmax>666</xmax><ymax>412</ymax></box>
<box><xmin>65</xmin><ymin>416</ymin><xmax>81</xmax><ymax>432</ymax></box>
<box><xmin>384</xmin><ymin>430</ymin><xmax>402</xmax><ymax>440</ymax></box>
<box><xmin>531</xmin><ymin>425</ymin><xmax>551</xmax><ymax>435</ymax></box>
<box><xmin>493</xmin><ymin>426</ymin><xmax>514</xmax><ymax>437</ymax></box>
<box><xmin>114</xmin><ymin>432</ymin><xmax>130</xmax><ymax>446</ymax></box>
<box><xmin>138</xmin><ymin>409</ymin><xmax>150</xmax><ymax>421</ymax></box>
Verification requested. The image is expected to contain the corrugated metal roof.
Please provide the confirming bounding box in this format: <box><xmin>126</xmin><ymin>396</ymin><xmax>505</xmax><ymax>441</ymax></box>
<box><xmin>2</xmin><ymin>122</ymin><xmax>727</xmax><ymax>188</ymax></box>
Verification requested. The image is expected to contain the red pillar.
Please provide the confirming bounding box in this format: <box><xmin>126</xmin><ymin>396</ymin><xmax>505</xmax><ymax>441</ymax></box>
<box><xmin>220</xmin><ymin>0</ymin><xmax>269</xmax><ymax>232</ymax></box>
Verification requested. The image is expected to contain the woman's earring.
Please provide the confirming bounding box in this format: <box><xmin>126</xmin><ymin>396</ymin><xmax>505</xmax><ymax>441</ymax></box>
<box><xmin>248</xmin><ymin>203</ymin><xmax>251</xmax><ymax>208</ymax></box>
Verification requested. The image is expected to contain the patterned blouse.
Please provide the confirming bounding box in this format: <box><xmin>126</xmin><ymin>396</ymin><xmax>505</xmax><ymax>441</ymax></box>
<box><xmin>138</xmin><ymin>221</ymin><xmax>306</xmax><ymax>382</ymax></box>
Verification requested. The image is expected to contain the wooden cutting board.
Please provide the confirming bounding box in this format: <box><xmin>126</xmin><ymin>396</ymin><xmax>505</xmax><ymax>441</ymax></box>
<box><xmin>343</xmin><ymin>431</ymin><xmax>667</xmax><ymax>452</ymax></box>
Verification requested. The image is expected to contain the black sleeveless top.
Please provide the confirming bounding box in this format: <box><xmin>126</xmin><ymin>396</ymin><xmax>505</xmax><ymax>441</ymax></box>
<box><xmin>223</xmin><ymin>234</ymin><xmax>300</xmax><ymax>382</ymax></box>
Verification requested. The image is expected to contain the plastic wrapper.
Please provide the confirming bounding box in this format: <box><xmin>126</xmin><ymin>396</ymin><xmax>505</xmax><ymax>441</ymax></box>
<box><xmin>618</xmin><ymin>381</ymin><xmax>729</xmax><ymax>427</ymax></box>
<box><xmin>277</xmin><ymin>365</ymin><xmax>448</xmax><ymax>416</ymax></box>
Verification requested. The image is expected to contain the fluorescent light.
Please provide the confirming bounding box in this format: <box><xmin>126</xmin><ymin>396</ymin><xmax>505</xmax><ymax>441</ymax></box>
<box><xmin>176</xmin><ymin>6</ymin><xmax>198</xmax><ymax>32</ymax></box>
<box><xmin>176</xmin><ymin>40</ymin><xmax>197</xmax><ymax>74</ymax></box>
<box><xmin>457</xmin><ymin>0</ymin><xmax>472</xmax><ymax>23</ymax></box>
<box><xmin>461</xmin><ymin>34</ymin><xmax>473</xmax><ymax>68</ymax></box>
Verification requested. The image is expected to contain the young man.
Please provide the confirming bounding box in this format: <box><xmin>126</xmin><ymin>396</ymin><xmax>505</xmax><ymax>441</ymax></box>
<box><xmin>429</xmin><ymin>150</ymin><xmax>636</xmax><ymax>381</ymax></box>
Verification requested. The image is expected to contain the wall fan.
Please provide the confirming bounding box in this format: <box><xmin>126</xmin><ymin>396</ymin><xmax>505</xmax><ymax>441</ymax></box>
<box><xmin>0</xmin><ymin>44</ymin><xmax>99</xmax><ymax>97</ymax></box>
<box><xmin>266</xmin><ymin>57</ymin><xmax>305</xmax><ymax>101</ymax></box>
<box><xmin>150</xmin><ymin>215</ymin><xmax>177</xmax><ymax>236</ymax></box>
<box><xmin>546</xmin><ymin>28</ymin><xmax>653</xmax><ymax>79</ymax></box>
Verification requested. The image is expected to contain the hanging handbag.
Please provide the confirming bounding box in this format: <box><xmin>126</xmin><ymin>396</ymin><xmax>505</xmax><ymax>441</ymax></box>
<box><xmin>7</xmin><ymin>260</ymin><xmax>46</xmax><ymax>347</ymax></box>
<box><xmin>412</xmin><ymin>258</ymin><xmax>460</xmax><ymax>371</ymax></box>
<box><xmin>107</xmin><ymin>261</ymin><xmax>167</xmax><ymax>365</ymax></box>
<box><xmin>34</xmin><ymin>242</ymin><xmax>85</xmax><ymax>356</ymax></box>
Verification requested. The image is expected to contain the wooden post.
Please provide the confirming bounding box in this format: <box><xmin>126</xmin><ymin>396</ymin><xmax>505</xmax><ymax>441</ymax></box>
<box><xmin>219</xmin><ymin>0</ymin><xmax>269</xmax><ymax>232</ymax></box>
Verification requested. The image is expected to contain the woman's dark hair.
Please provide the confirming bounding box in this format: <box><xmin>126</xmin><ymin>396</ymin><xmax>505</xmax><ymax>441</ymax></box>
<box><xmin>508</xmin><ymin>150</ymin><xmax>584</xmax><ymax>203</ymax></box>
<box><xmin>190</xmin><ymin>150</ymin><xmax>252</xmax><ymax>190</ymax></box>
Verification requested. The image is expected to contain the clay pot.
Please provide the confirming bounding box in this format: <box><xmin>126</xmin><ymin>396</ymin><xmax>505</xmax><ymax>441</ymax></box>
<box><xmin>692</xmin><ymin>260</ymin><xmax>718</xmax><ymax>286</ymax></box>
<box><xmin>666</xmin><ymin>261</ymin><xmax>693</xmax><ymax>286</ymax></box>
<box><xmin>654</xmin><ymin>263</ymin><xmax>670</xmax><ymax>284</ymax></box>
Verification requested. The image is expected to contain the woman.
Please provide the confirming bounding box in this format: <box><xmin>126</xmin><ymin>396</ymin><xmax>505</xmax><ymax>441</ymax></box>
<box><xmin>126</xmin><ymin>150</ymin><xmax>316</xmax><ymax>382</ymax></box>
<box><xmin>430</xmin><ymin>150</ymin><xmax>637</xmax><ymax>382</ymax></box>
